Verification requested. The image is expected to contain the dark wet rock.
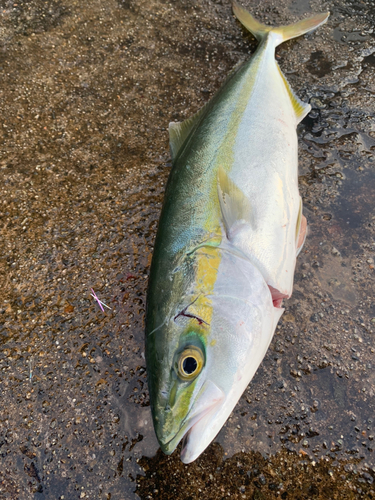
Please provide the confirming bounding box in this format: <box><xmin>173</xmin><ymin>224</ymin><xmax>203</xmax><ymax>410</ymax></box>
<box><xmin>310</xmin><ymin>313</ymin><xmax>320</xmax><ymax>322</ymax></box>
<box><xmin>258</xmin><ymin>473</ymin><xmax>267</xmax><ymax>485</ymax></box>
<box><xmin>306</xmin><ymin>50</ymin><xmax>333</xmax><ymax>77</ymax></box>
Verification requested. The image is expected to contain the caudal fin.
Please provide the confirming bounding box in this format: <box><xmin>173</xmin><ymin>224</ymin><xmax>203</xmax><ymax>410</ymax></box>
<box><xmin>232</xmin><ymin>1</ymin><xmax>329</xmax><ymax>47</ymax></box>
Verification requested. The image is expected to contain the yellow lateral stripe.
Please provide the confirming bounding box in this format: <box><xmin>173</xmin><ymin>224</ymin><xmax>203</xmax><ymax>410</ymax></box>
<box><xmin>185</xmin><ymin>246</ymin><xmax>222</xmax><ymax>335</ymax></box>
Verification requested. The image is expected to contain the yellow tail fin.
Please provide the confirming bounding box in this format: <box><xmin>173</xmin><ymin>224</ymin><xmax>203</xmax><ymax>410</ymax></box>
<box><xmin>232</xmin><ymin>1</ymin><xmax>329</xmax><ymax>47</ymax></box>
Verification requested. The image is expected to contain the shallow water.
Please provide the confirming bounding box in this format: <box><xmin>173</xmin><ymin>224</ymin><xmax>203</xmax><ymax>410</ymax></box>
<box><xmin>0</xmin><ymin>0</ymin><xmax>375</xmax><ymax>498</ymax></box>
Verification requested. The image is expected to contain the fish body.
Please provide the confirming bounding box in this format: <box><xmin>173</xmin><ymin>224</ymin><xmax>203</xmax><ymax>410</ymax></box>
<box><xmin>146</xmin><ymin>2</ymin><xmax>329</xmax><ymax>463</ymax></box>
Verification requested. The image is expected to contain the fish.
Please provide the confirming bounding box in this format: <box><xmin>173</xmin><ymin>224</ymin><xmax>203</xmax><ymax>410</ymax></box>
<box><xmin>145</xmin><ymin>1</ymin><xmax>329</xmax><ymax>464</ymax></box>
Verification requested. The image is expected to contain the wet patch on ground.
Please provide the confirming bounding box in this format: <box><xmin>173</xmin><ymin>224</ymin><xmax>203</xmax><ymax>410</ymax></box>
<box><xmin>0</xmin><ymin>0</ymin><xmax>375</xmax><ymax>498</ymax></box>
<box><xmin>137</xmin><ymin>445</ymin><xmax>375</xmax><ymax>499</ymax></box>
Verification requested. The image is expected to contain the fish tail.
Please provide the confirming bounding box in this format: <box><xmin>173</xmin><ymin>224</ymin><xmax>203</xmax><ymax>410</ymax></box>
<box><xmin>232</xmin><ymin>1</ymin><xmax>329</xmax><ymax>47</ymax></box>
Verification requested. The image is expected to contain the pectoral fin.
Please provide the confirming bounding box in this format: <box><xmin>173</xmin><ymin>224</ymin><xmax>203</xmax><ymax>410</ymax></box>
<box><xmin>217</xmin><ymin>167</ymin><xmax>253</xmax><ymax>239</ymax></box>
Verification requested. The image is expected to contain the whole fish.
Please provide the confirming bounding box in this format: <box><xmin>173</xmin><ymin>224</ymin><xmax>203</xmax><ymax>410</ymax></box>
<box><xmin>146</xmin><ymin>1</ymin><xmax>329</xmax><ymax>463</ymax></box>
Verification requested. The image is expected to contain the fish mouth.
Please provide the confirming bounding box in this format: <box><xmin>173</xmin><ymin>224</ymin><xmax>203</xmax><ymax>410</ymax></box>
<box><xmin>159</xmin><ymin>380</ymin><xmax>224</xmax><ymax>458</ymax></box>
<box><xmin>179</xmin><ymin>399</ymin><xmax>222</xmax><ymax>463</ymax></box>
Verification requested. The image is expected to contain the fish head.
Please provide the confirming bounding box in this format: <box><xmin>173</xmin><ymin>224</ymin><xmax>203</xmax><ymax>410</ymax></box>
<box><xmin>150</xmin><ymin>323</ymin><xmax>225</xmax><ymax>457</ymax></box>
<box><xmin>146</xmin><ymin>246</ymin><xmax>283</xmax><ymax>463</ymax></box>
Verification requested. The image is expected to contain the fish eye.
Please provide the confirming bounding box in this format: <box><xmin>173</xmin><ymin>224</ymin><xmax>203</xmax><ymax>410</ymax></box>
<box><xmin>183</xmin><ymin>357</ymin><xmax>197</xmax><ymax>374</ymax></box>
<box><xmin>177</xmin><ymin>346</ymin><xmax>204</xmax><ymax>381</ymax></box>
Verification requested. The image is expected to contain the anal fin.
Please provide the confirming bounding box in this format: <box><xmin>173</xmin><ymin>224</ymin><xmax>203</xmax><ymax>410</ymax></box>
<box><xmin>277</xmin><ymin>64</ymin><xmax>311</xmax><ymax>123</ymax></box>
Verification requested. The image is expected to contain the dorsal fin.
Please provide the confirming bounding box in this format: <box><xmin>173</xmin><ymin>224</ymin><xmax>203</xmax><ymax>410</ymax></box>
<box><xmin>169</xmin><ymin>107</ymin><xmax>206</xmax><ymax>161</ymax></box>
<box><xmin>277</xmin><ymin>64</ymin><xmax>311</xmax><ymax>123</ymax></box>
<box><xmin>169</xmin><ymin>61</ymin><xmax>245</xmax><ymax>161</ymax></box>
<box><xmin>217</xmin><ymin>166</ymin><xmax>253</xmax><ymax>239</ymax></box>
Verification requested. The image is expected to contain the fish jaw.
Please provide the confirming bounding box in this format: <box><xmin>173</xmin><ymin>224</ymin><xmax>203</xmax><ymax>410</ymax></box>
<box><xmin>157</xmin><ymin>379</ymin><xmax>225</xmax><ymax>455</ymax></box>
<box><xmin>180</xmin><ymin>397</ymin><xmax>222</xmax><ymax>463</ymax></box>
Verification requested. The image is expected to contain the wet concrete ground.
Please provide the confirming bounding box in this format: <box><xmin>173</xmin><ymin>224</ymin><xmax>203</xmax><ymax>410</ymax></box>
<box><xmin>0</xmin><ymin>0</ymin><xmax>375</xmax><ymax>498</ymax></box>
